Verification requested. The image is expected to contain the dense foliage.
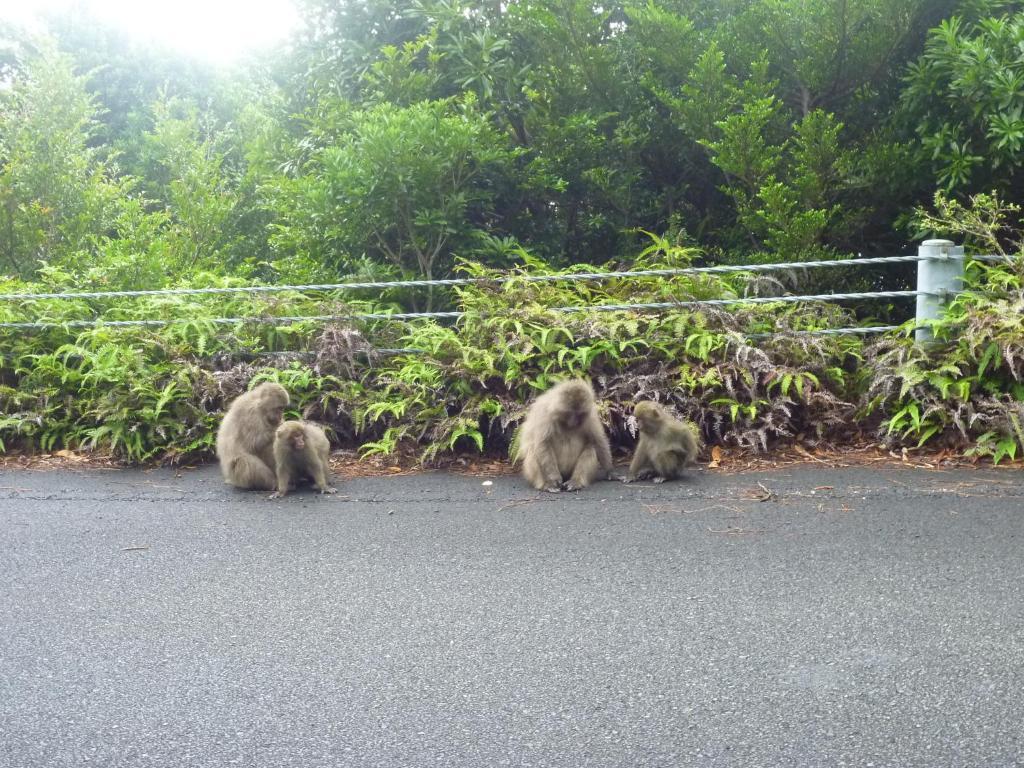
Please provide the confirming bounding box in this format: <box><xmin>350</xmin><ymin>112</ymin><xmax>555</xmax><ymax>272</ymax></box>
<box><xmin>0</xmin><ymin>238</ymin><xmax>868</xmax><ymax>461</ymax></box>
<box><xmin>0</xmin><ymin>0</ymin><xmax>1022</xmax><ymax>464</ymax></box>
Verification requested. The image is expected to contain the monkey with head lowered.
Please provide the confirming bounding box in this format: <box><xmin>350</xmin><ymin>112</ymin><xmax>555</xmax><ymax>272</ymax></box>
<box><xmin>516</xmin><ymin>378</ymin><xmax>614</xmax><ymax>492</ymax></box>
<box><xmin>270</xmin><ymin>420</ymin><xmax>337</xmax><ymax>499</ymax></box>
<box><xmin>623</xmin><ymin>400</ymin><xmax>699</xmax><ymax>484</ymax></box>
<box><xmin>217</xmin><ymin>382</ymin><xmax>290</xmax><ymax>491</ymax></box>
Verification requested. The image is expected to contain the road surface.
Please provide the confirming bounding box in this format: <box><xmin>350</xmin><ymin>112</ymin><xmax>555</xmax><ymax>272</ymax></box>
<box><xmin>1</xmin><ymin>463</ymin><xmax>1022</xmax><ymax>767</ymax></box>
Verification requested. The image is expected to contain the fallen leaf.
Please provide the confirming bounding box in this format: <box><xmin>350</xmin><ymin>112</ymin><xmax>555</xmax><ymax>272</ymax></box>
<box><xmin>708</xmin><ymin>446</ymin><xmax>723</xmax><ymax>469</ymax></box>
<box><xmin>794</xmin><ymin>444</ymin><xmax>828</xmax><ymax>464</ymax></box>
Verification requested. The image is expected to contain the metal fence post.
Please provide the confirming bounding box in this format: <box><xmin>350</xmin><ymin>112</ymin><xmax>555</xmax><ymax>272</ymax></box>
<box><xmin>915</xmin><ymin>239</ymin><xmax>965</xmax><ymax>344</ymax></box>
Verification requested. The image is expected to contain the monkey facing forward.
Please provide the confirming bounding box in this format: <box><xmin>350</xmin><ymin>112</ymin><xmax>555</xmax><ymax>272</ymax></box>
<box><xmin>217</xmin><ymin>382</ymin><xmax>290</xmax><ymax>491</ymax></box>
<box><xmin>623</xmin><ymin>400</ymin><xmax>699</xmax><ymax>484</ymax></box>
<box><xmin>516</xmin><ymin>378</ymin><xmax>614</xmax><ymax>492</ymax></box>
<box><xmin>270</xmin><ymin>420</ymin><xmax>337</xmax><ymax>499</ymax></box>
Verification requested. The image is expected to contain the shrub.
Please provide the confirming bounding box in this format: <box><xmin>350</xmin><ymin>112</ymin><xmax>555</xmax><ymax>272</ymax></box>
<box><xmin>0</xmin><ymin>233</ymin><xmax>868</xmax><ymax>462</ymax></box>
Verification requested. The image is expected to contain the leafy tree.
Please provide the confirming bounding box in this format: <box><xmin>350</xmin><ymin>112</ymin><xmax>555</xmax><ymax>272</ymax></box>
<box><xmin>268</xmin><ymin>98</ymin><xmax>520</xmax><ymax>308</ymax></box>
<box><xmin>649</xmin><ymin>0</ymin><xmax>964</xmax><ymax>261</ymax></box>
<box><xmin>394</xmin><ymin>0</ymin><xmax>958</xmax><ymax>263</ymax></box>
<box><xmin>291</xmin><ymin>0</ymin><xmax>433</xmax><ymax>102</ymax></box>
<box><xmin>716</xmin><ymin>0</ymin><xmax>961</xmax><ymax>121</ymax></box>
<box><xmin>0</xmin><ymin>45</ymin><xmax>127</xmax><ymax>278</ymax></box>
<box><xmin>39</xmin><ymin>7</ymin><xmax>222</xmax><ymax>160</ymax></box>
<box><xmin>133</xmin><ymin>96</ymin><xmax>239</xmax><ymax>270</ymax></box>
<box><xmin>656</xmin><ymin>48</ymin><xmax>853</xmax><ymax>262</ymax></box>
<box><xmin>903</xmin><ymin>6</ymin><xmax>1024</xmax><ymax>193</ymax></box>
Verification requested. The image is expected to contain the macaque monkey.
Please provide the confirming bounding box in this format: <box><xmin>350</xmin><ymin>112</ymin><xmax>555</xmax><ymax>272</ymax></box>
<box><xmin>217</xmin><ymin>382</ymin><xmax>290</xmax><ymax>491</ymax></box>
<box><xmin>270</xmin><ymin>420</ymin><xmax>337</xmax><ymax>499</ymax></box>
<box><xmin>516</xmin><ymin>379</ymin><xmax>614</xmax><ymax>492</ymax></box>
<box><xmin>623</xmin><ymin>400</ymin><xmax>699</xmax><ymax>484</ymax></box>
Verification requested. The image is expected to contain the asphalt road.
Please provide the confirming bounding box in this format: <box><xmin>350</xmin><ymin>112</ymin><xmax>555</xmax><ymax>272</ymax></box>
<box><xmin>1</xmin><ymin>462</ymin><xmax>1023</xmax><ymax>768</ymax></box>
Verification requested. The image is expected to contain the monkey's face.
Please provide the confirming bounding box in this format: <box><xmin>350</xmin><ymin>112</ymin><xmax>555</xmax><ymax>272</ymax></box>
<box><xmin>634</xmin><ymin>402</ymin><xmax>663</xmax><ymax>434</ymax></box>
<box><xmin>557</xmin><ymin>386</ymin><xmax>593</xmax><ymax>430</ymax></box>
<box><xmin>262</xmin><ymin>397</ymin><xmax>287</xmax><ymax>427</ymax></box>
<box><xmin>277</xmin><ymin>423</ymin><xmax>306</xmax><ymax>451</ymax></box>
<box><xmin>558</xmin><ymin>408</ymin><xmax>586</xmax><ymax>430</ymax></box>
<box><xmin>257</xmin><ymin>383</ymin><xmax>290</xmax><ymax>427</ymax></box>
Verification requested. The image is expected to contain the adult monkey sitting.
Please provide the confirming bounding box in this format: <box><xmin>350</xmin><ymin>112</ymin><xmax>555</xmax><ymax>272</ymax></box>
<box><xmin>216</xmin><ymin>382</ymin><xmax>290</xmax><ymax>491</ymax></box>
<box><xmin>516</xmin><ymin>378</ymin><xmax>614</xmax><ymax>492</ymax></box>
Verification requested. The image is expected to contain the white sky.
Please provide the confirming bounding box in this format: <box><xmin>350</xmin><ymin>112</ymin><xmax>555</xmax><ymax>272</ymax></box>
<box><xmin>0</xmin><ymin>0</ymin><xmax>300</xmax><ymax>65</ymax></box>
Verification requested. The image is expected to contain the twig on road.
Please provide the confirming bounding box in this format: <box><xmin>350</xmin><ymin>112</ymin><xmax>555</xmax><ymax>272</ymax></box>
<box><xmin>496</xmin><ymin>497</ymin><xmax>545</xmax><ymax>513</ymax></box>
<box><xmin>687</xmin><ymin>503</ymin><xmax>745</xmax><ymax>515</ymax></box>
<box><xmin>741</xmin><ymin>482</ymin><xmax>777</xmax><ymax>502</ymax></box>
<box><xmin>641</xmin><ymin>503</ymin><xmax>693</xmax><ymax>515</ymax></box>
<box><xmin>707</xmin><ymin>525</ymin><xmax>767</xmax><ymax>535</ymax></box>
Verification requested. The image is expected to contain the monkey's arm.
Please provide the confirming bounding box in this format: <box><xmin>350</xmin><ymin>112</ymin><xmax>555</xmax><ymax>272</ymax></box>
<box><xmin>257</xmin><ymin>442</ymin><xmax>277</xmax><ymax>473</ymax></box>
<box><xmin>566</xmin><ymin>445</ymin><xmax>607</xmax><ymax>491</ymax></box>
<box><xmin>587</xmin><ymin>417</ymin><xmax>614</xmax><ymax>475</ymax></box>
<box><xmin>667</xmin><ymin>423</ymin><xmax>700</xmax><ymax>464</ymax></box>
<box><xmin>310</xmin><ymin>447</ymin><xmax>337</xmax><ymax>494</ymax></box>
<box><xmin>623</xmin><ymin>440</ymin><xmax>654</xmax><ymax>483</ymax></box>
<box><xmin>269</xmin><ymin>452</ymin><xmax>292</xmax><ymax>499</ymax></box>
<box><xmin>531</xmin><ymin>439</ymin><xmax>566</xmax><ymax>492</ymax></box>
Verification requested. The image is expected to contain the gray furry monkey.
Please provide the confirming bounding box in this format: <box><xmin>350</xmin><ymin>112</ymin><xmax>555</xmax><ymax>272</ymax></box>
<box><xmin>623</xmin><ymin>400</ymin><xmax>699</xmax><ymax>484</ymax></box>
<box><xmin>270</xmin><ymin>420</ymin><xmax>337</xmax><ymax>498</ymax></box>
<box><xmin>216</xmin><ymin>382</ymin><xmax>289</xmax><ymax>491</ymax></box>
<box><xmin>516</xmin><ymin>379</ymin><xmax>614</xmax><ymax>492</ymax></box>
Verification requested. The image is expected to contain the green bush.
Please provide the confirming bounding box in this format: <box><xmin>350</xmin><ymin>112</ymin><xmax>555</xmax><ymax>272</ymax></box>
<box><xmin>265</xmin><ymin>97</ymin><xmax>521</xmax><ymax>309</ymax></box>
<box><xmin>904</xmin><ymin>11</ymin><xmax>1024</xmax><ymax>192</ymax></box>
<box><xmin>0</xmin><ymin>233</ymin><xmax>870</xmax><ymax>463</ymax></box>
<box><xmin>2</xmin><ymin>4</ymin><xmax>1023</xmax><ymax>467</ymax></box>
<box><xmin>0</xmin><ymin>45</ymin><xmax>129</xmax><ymax>278</ymax></box>
<box><xmin>864</xmin><ymin>192</ymin><xmax>1024</xmax><ymax>463</ymax></box>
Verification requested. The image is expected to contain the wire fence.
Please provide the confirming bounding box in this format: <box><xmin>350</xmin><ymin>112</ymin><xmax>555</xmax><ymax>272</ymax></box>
<box><xmin>0</xmin><ymin>291</ymin><xmax>925</xmax><ymax>330</ymax></box>
<box><xmin>0</xmin><ymin>251</ymin><xmax>1011</xmax><ymax>335</ymax></box>
<box><xmin>0</xmin><ymin>252</ymin><xmax>999</xmax><ymax>302</ymax></box>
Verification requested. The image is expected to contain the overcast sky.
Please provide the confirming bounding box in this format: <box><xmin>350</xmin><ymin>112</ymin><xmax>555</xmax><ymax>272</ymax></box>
<box><xmin>1</xmin><ymin>0</ymin><xmax>300</xmax><ymax>65</ymax></box>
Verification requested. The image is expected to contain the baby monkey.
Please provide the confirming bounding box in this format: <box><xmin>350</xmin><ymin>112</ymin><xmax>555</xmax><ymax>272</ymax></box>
<box><xmin>624</xmin><ymin>400</ymin><xmax>699</xmax><ymax>484</ymax></box>
<box><xmin>270</xmin><ymin>421</ymin><xmax>338</xmax><ymax>499</ymax></box>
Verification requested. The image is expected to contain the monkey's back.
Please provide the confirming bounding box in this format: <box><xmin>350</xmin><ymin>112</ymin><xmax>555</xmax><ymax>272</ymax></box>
<box><xmin>646</xmin><ymin>421</ymin><xmax>699</xmax><ymax>479</ymax></box>
<box><xmin>301</xmin><ymin>421</ymin><xmax>331</xmax><ymax>461</ymax></box>
<box><xmin>216</xmin><ymin>391</ymin><xmax>276</xmax><ymax>473</ymax></box>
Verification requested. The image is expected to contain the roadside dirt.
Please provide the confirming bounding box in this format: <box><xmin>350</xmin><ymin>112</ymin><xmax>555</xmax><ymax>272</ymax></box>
<box><xmin>2</xmin><ymin>442</ymin><xmax>1020</xmax><ymax>477</ymax></box>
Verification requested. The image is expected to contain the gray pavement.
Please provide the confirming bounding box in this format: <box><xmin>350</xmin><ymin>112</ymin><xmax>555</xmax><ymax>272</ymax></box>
<box><xmin>1</xmin><ymin>462</ymin><xmax>1023</xmax><ymax>767</ymax></box>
